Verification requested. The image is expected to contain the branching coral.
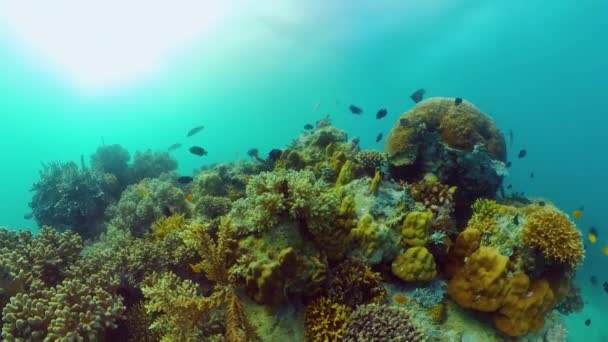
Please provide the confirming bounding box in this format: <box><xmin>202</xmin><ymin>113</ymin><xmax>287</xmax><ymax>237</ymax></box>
<box><xmin>326</xmin><ymin>258</ymin><xmax>387</xmax><ymax>308</ymax></box>
<box><xmin>30</xmin><ymin>161</ymin><xmax>109</xmax><ymax>238</ymax></box>
<box><xmin>304</xmin><ymin>297</ymin><xmax>352</xmax><ymax>342</ymax></box>
<box><xmin>342</xmin><ymin>304</ymin><xmax>425</xmax><ymax>342</ymax></box>
<box><xmin>151</xmin><ymin>213</ymin><xmax>187</xmax><ymax>241</ymax></box>
<box><xmin>128</xmin><ymin>150</ymin><xmax>177</xmax><ymax>183</ymax></box>
<box><xmin>409</xmin><ymin>174</ymin><xmax>456</xmax><ymax>209</ymax></box>
<box><xmin>522</xmin><ymin>207</ymin><xmax>584</xmax><ymax>267</ymax></box>
<box><xmin>106</xmin><ymin>177</ymin><xmax>187</xmax><ymax>237</ymax></box>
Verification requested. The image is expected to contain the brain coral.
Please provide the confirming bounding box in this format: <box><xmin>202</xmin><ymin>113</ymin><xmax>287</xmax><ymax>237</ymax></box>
<box><xmin>391</xmin><ymin>246</ymin><xmax>437</xmax><ymax>282</ymax></box>
<box><xmin>522</xmin><ymin>206</ymin><xmax>584</xmax><ymax>267</ymax></box>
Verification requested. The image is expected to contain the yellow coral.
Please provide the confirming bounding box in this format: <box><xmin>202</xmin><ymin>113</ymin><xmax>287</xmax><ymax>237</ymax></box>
<box><xmin>522</xmin><ymin>207</ymin><xmax>584</xmax><ymax>266</ymax></box>
<box><xmin>467</xmin><ymin>199</ymin><xmax>498</xmax><ymax>232</ymax></box>
<box><xmin>151</xmin><ymin>214</ymin><xmax>186</xmax><ymax>240</ymax></box>
<box><xmin>349</xmin><ymin>214</ymin><xmax>380</xmax><ymax>256</ymax></box>
<box><xmin>401</xmin><ymin>211</ymin><xmax>433</xmax><ymax>246</ymax></box>
<box><xmin>494</xmin><ymin>276</ymin><xmax>555</xmax><ymax>337</ymax></box>
<box><xmin>427</xmin><ymin>302</ymin><xmax>446</xmax><ymax>324</ymax></box>
<box><xmin>391</xmin><ymin>246</ymin><xmax>437</xmax><ymax>282</ymax></box>
<box><xmin>447</xmin><ymin>246</ymin><xmax>509</xmax><ymax>312</ymax></box>
<box><xmin>336</xmin><ymin>160</ymin><xmax>355</xmax><ymax>186</ymax></box>
<box><xmin>305</xmin><ymin>297</ymin><xmax>352</xmax><ymax>342</ymax></box>
<box><xmin>368</xmin><ymin>170</ymin><xmax>382</xmax><ymax>194</ymax></box>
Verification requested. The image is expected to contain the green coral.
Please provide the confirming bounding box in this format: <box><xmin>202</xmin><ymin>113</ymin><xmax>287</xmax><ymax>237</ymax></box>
<box><xmin>401</xmin><ymin>211</ymin><xmax>433</xmax><ymax>247</ymax></box>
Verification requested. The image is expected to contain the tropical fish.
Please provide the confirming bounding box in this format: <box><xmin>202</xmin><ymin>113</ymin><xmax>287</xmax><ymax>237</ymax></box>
<box><xmin>376</xmin><ymin>108</ymin><xmax>388</xmax><ymax>119</ymax></box>
<box><xmin>177</xmin><ymin>176</ymin><xmax>194</xmax><ymax>184</ymax></box>
<box><xmin>603</xmin><ymin>246</ymin><xmax>608</xmax><ymax>256</ymax></box>
<box><xmin>304</xmin><ymin>124</ymin><xmax>314</xmax><ymax>130</ymax></box>
<box><xmin>410</xmin><ymin>88</ymin><xmax>426</xmax><ymax>103</ymax></box>
<box><xmin>268</xmin><ymin>149</ymin><xmax>282</xmax><ymax>162</ymax></box>
<box><xmin>588</xmin><ymin>232</ymin><xmax>597</xmax><ymax>244</ymax></box>
<box><xmin>604</xmin><ymin>281</ymin><xmax>608</xmax><ymax>294</ymax></box>
<box><xmin>518</xmin><ymin>149</ymin><xmax>527</xmax><ymax>158</ymax></box>
<box><xmin>591</xmin><ymin>275</ymin><xmax>598</xmax><ymax>286</ymax></box>
<box><xmin>573</xmin><ymin>209</ymin><xmax>584</xmax><ymax>219</ymax></box>
<box><xmin>507</xmin><ymin>184</ymin><xmax>512</xmax><ymax>189</ymax></box>
<box><xmin>376</xmin><ymin>133</ymin><xmax>383</xmax><ymax>142</ymax></box>
<box><xmin>349</xmin><ymin>105</ymin><xmax>363</xmax><ymax>114</ymax></box>
<box><xmin>400</xmin><ymin>118</ymin><xmax>410</xmax><ymax>127</ymax></box>
<box><xmin>189</xmin><ymin>146</ymin><xmax>208</xmax><ymax>156</ymax></box>
<box><xmin>585</xmin><ymin>319</ymin><xmax>591</xmax><ymax>326</ymax></box>
<box><xmin>530</xmin><ymin>172</ymin><xmax>534</xmax><ymax>178</ymax></box>
<box><xmin>506</xmin><ymin>161</ymin><xmax>512</xmax><ymax>168</ymax></box>
<box><xmin>186</xmin><ymin>125</ymin><xmax>205</xmax><ymax>137</ymax></box>
<box><xmin>23</xmin><ymin>212</ymin><xmax>34</xmax><ymax>220</ymax></box>
<box><xmin>168</xmin><ymin>143</ymin><xmax>182</xmax><ymax>151</ymax></box>
<box><xmin>454</xmin><ymin>97</ymin><xmax>463</xmax><ymax>105</ymax></box>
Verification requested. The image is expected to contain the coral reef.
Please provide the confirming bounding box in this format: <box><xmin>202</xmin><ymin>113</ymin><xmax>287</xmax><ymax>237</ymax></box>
<box><xmin>304</xmin><ymin>297</ymin><xmax>351</xmax><ymax>342</ymax></box>
<box><xmin>391</xmin><ymin>246</ymin><xmax>437</xmax><ymax>282</ymax></box>
<box><xmin>29</xmin><ymin>161</ymin><xmax>109</xmax><ymax>238</ymax></box>
<box><xmin>354</xmin><ymin>150</ymin><xmax>386</xmax><ymax>176</ymax></box>
<box><xmin>342</xmin><ymin>304</ymin><xmax>425</xmax><ymax>342</ymax></box>
<box><xmin>401</xmin><ymin>211</ymin><xmax>433</xmax><ymax>247</ymax></box>
<box><xmin>91</xmin><ymin>144</ymin><xmax>131</xmax><ymax>186</ymax></box>
<box><xmin>326</xmin><ymin>258</ymin><xmax>387</xmax><ymax>308</ymax></box>
<box><xmin>129</xmin><ymin>150</ymin><xmax>177</xmax><ymax>183</ymax></box>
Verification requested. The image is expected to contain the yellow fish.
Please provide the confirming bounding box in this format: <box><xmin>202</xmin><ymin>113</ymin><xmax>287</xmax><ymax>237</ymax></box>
<box><xmin>589</xmin><ymin>233</ymin><xmax>597</xmax><ymax>244</ymax></box>
<box><xmin>572</xmin><ymin>210</ymin><xmax>583</xmax><ymax>219</ymax></box>
<box><xmin>603</xmin><ymin>246</ymin><xmax>608</xmax><ymax>256</ymax></box>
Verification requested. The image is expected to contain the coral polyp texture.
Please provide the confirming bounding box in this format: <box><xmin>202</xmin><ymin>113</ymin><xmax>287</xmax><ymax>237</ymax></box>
<box><xmin>3</xmin><ymin>99</ymin><xmax>585</xmax><ymax>341</ymax></box>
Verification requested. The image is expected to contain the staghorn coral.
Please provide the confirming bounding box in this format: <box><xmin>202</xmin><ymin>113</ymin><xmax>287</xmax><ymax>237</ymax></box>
<box><xmin>326</xmin><ymin>258</ymin><xmax>387</xmax><ymax>308</ymax></box>
<box><xmin>2</xmin><ymin>275</ymin><xmax>125</xmax><ymax>341</ymax></box>
<box><xmin>447</xmin><ymin>246</ymin><xmax>509</xmax><ymax>312</ymax></box>
<box><xmin>106</xmin><ymin>177</ymin><xmax>187</xmax><ymax>237</ymax></box>
<box><xmin>401</xmin><ymin>211</ymin><xmax>433</xmax><ymax>247</ymax></box>
<box><xmin>391</xmin><ymin>246</ymin><xmax>437</xmax><ymax>282</ymax></box>
<box><xmin>29</xmin><ymin>161</ymin><xmax>109</xmax><ymax>238</ymax></box>
<box><xmin>304</xmin><ymin>297</ymin><xmax>351</xmax><ymax>342</ymax></box>
<box><xmin>354</xmin><ymin>150</ymin><xmax>386</xmax><ymax>176</ymax></box>
<box><xmin>128</xmin><ymin>150</ymin><xmax>177</xmax><ymax>183</ymax></box>
<box><xmin>522</xmin><ymin>206</ymin><xmax>584</xmax><ymax>267</ymax></box>
<box><xmin>151</xmin><ymin>213</ymin><xmax>187</xmax><ymax>241</ymax></box>
<box><xmin>342</xmin><ymin>304</ymin><xmax>425</xmax><ymax>342</ymax></box>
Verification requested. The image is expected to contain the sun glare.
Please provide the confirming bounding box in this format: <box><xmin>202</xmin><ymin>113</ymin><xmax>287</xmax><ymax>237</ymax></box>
<box><xmin>0</xmin><ymin>1</ymin><xmax>228</xmax><ymax>90</ymax></box>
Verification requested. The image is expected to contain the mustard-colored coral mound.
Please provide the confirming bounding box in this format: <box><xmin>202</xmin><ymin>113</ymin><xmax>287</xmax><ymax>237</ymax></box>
<box><xmin>447</xmin><ymin>246</ymin><xmax>509</xmax><ymax>312</ymax></box>
<box><xmin>401</xmin><ymin>211</ymin><xmax>433</xmax><ymax>247</ymax></box>
<box><xmin>522</xmin><ymin>207</ymin><xmax>584</xmax><ymax>266</ymax></box>
<box><xmin>350</xmin><ymin>214</ymin><xmax>380</xmax><ymax>256</ymax></box>
<box><xmin>305</xmin><ymin>297</ymin><xmax>352</xmax><ymax>342</ymax></box>
<box><xmin>494</xmin><ymin>276</ymin><xmax>555</xmax><ymax>337</ymax></box>
<box><xmin>391</xmin><ymin>246</ymin><xmax>437</xmax><ymax>282</ymax></box>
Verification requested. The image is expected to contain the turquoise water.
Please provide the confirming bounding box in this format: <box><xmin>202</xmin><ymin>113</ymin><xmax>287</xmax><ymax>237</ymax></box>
<box><xmin>1</xmin><ymin>1</ymin><xmax>606</xmax><ymax>340</ymax></box>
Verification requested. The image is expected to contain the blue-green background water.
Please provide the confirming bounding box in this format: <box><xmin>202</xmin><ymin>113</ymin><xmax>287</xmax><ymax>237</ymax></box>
<box><xmin>0</xmin><ymin>1</ymin><xmax>606</xmax><ymax>340</ymax></box>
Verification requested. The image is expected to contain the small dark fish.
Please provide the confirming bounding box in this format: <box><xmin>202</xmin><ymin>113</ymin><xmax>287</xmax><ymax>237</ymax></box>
<box><xmin>518</xmin><ymin>149</ymin><xmax>527</xmax><ymax>158</ymax></box>
<box><xmin>506</xmin><ymin>161</ymin><xmax>512</xmax><ymax>168</ymax></box>
<box><xmin>530</xmin><ymin>172</ymin><xmax>534</xmax><ymax>178</ymax></box>
<box><xmin>538</xmin><ymin>201</ymin><xmax>546</xmax><ymax>206</ymax></box>
<box><xmin>410</xmin><ymin>88</ymin><xmax>426</xmax><ymax>103</ymax></box>
<box><xmin>189</xmin><ymin>146</ymin><xmax>207</xmax><ymax>156</ymax></box>
<box><xmin>513</xmin><ymin>214</ymin><xmax>520</xmax><ymax>225</ymax></box>
<box><xmin>268</xmin><ymin>149</ymin><xmax>282</xmax><ymax>162</ymax></box>
<box><xmin>585</xmin><ymin>319</ymin><xmax>591</xmax><ymax>326</ymax></box>
<box><xmin>604</xmin><ymin>281</ymin><xmax>608</xmax><ymax>294</ymax></box>
<box><xmin>507</xmin><ymin>184</ymin><xmax>512</xmax><ymax>189</ymax></box>
<box><xmin>376</xmin><ymin>108</ymin><xmax>388</xmax><ymax>119</ymax></box>
<box><xmin>168</xmin><ymin>143</ymin><xmax>182</xmax><ymax>151</ymax></box>
<box><xmin>591</xmin><ymin>276</ymin><xmax>598</xmax><ymax>286</ymax></box>
<box><xmin>304</xmin><ymin>124</ymin><xmax>314</xmax><ymax>130</ymax></box>
<box><xmin>186</xmin><ymin>125</ymin><xmax>205</xmax><ymax>137</ymax></box>
<box><xmin>454</xmin><ymin>97</ymin><xmax>463</xmax><ymax>105</ymax></box>
<box><xmin>24</xmin><ymin>212</ymin><xmax>34</xmax><ymax>220</ymax></box>
<box><xmin>400</xmin><ymin>118</ymin><xmax>410</xmax><ymax>127</ymax></box>
<box><xmin>590</xmin><ymin>227</ymin><xmax>598</xmax><ymax>237</ymax></box>
<box><xmin>509</xmin><ymin>130</ymin><xmax>514</xmax><ymax>147</ymax></box>
<box><xmin>177</xmin><ymin>176</ymin><xmax>193</xmax><ymax>184</ymax></box>
<box><xmin>349</xmin><ymin>105</ymin><xmax>363</xmax><ymax>114</ymax></box>
<box><xmin>376</xmin><ymin>133</ymin><xmax>383</xmax><ymax>142</ymax></box>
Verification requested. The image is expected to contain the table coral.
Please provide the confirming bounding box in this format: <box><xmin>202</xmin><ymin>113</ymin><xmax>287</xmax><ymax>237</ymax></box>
<box><xmin>391</xmin><ymin>246</ymin><xmax>437</xmax><ymax>282</ymax></box>
<box><xmin>522</xmin><ymin>206</ymin><xmax>584</xmax><ymax>267</ymax></box>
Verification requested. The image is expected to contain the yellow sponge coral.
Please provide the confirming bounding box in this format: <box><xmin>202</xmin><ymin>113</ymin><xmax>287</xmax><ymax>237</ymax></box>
<box><xmin>494</xmin><ymin>277</ymin><xmax>555</xmax><ymax>337</ymax></box>
<box><xmin>447</xmin><ymin>246</ymin><xmax>509</xmax><ymax>312</ymax></box>
<box><xmin>391</xmin><ymin>246</ymin><xmax>437</xmax><ymax>282</ymax></box>
<box><xmin>522</xmin><ymin>207</ymin><xmax>584</xmax><ymax>267</ymax></box>
<box><xmin>401</xmin><ymin>211</ymin><xmax>433</xmax><ymax>247</ymax></box>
